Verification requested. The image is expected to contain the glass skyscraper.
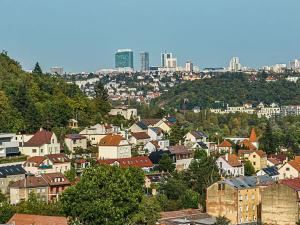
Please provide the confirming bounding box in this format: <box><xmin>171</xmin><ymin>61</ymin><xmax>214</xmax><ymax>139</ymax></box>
<box><xmin>140</xmin><ymin>52</ymin><xmax>149</xmax><ymax>71</ymax></box>
<box><xmin>115</xmin><ymin>49</ymin><xmax>134</xmax><ymax>69</ymax></box>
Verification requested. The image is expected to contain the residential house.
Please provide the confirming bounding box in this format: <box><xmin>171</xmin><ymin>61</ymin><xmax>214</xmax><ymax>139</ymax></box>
<box><xmin>147</xmin><ymin>127</ymin><xmax>164</xmax><ymax>141</ymax></box>
<box><xmin>217</xmin><ymin>140</ymin><xmax>233</xmax><ymax>154</ymax></box>
<box><xmin>98</xmin><ymin>156</ymin><xmax>153</xmax><ymax>172</ymax></box>
<box><xmin>7</xmin><ymin>214</ymin><xmax>68</xmax><ymax>225</ymax></box>
<box><xmin>144</xmin><ymin>141</ymin><xmax>160</xmax><ymax>154</ymax></box>
<box><xmin>0</xmin><ymin>133</ymin><xmax>20</xmax><ymax>158</ymax></box>
<box><xmin>109</xmin><ymin>107</ymin><xmax>137</xmax><ymax>120</ymax></box>
<box><xmin>21</xmin><ymin>129</ymin><xmax>60</xmax><ymax>157</ymax></box>
<box><xmin>64</xmin><ymin>134</ymin><xmax>87</xmax><ymax>153</ymax></box>
<box><xmin>67</xmin><ymin>118</ymin><xmax>78</xmax><ymax>129</ymax></box>
<box><xmin>23</xmin><ymin>154</ymin><xmax>71</xmax><ymax>175</ymax></box>
<box><xmin>41</xmin><ymin>172</ymin><xmax>71</xmax><ymax>201</ymax></box>
<box><xmin>216</xmin><ymin>154</ymin><xmax>244</xmax><ymax>177</ymax></box>
<box><xmin>10</xmin><ymin>176</ymin><xmax>49</xmax><ymax>204</ymax></box>
<box><xmin>9</xmin><ymin>172</ymin><xmax>70</xmax><ymax>204</ymax></box>
<box><xmin>129</xmin><ymin>132</ymin><xmax>151</xmax><ymax>145</ymax></box>
<box><xmin>256</xmin><ymin>166</ymin><xmax>279</xmax><ymax>181</ymax></box>
<box><xmin>129</xmin><ymin>119</ymin><xmax>161</xmax><ymax>133</ymax></box>
<box><xmin>98</xmin><ymin>134</ymin><xmax>131</xmax><ymax>159</ymax></box>
<box><xmin>169</xmin><ymin>145</ymin><xmax>194</xmax><ymax>171</ymax></box>
<box><xmin>184</xmin><ymin>130</ymin><xmax>208</xmax><ymax>146</ymax></box>
<box><xmin>80</xmin><ymin>124</ymin><xmax>117</xmax><ymax>146</ymax></box>
<box><xmin>267</xmin><ymin>157</ymin><xmax>282</xmax><ymax>168</ymax></box>
<box><xmin>0</xmin><ymin>165</ymin><xmax>26</xmax><ymax>195</ymax></box>
<box><xmin>74</xmin><ymin>159</ymin><xmax>90</xmax><ymax>174</ymax></box>
<box><xmin>239</xmin><ymin>150</ymin><xmax>267</xmax><ymax>171</ymax></box>
<box><xmin>207</xmin><ymin>176</ymin><xmax>273</xmax><ymax>225</ymax></box>
<box><xmin>261</xmin><ymin>178</ymin><xmax>300</xmax><ymax>225</ymax></box>
<box><xmin>278</xmin><ymin>156</ymin><xmax>300</xmax><ymax>179</ymax></box>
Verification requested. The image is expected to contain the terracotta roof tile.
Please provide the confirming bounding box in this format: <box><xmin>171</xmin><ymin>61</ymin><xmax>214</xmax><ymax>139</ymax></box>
<box><xmin>169</xmin><ymin>145</ymin><xmax>191</xmax><ymax>155</ymax></box>
<box><xmin>98</xmin><ymin>156</ymin><xmax>153</xmax><ymax>168</ymax></box>
<box><xmin>24</xmin><ymin>129</ymin><xmax>53</xmax><ymax>147</ymax></box>
<box><xmin>281</xmin><ymin>178</ymin><xmax>300</xmax><ymax>190</ymax></box>
<box><xmin>131</xmin><ymin>132</ymin><xmax>150</xmax><ymax>140</ymax></box>
<box><xmin>99</xmin><ymin>134</ymin><xmax>125</xmax><ymax>146</ymax></box>
<box><xmin>8</xmin><ymin>213</ymin><xmax>68</xmax><ymax>225</ymax></box>
<box><xmin>41</xmin><ymin>173</ymin><xmax>70</xmax><ymax>186</ymax></box>
<box><xmin>287</xmin><ymin>157</ymin><xmax>300</xmax><ymax>172</ymax></box>
<box><xmin>222</xmin><ymin>154</ymin><xmax>242</xmax><ymax>167</ymax></box>
<box><xmin>267</xmin><ymin>158</ymin><xmax>281</xmax><ymax>165</ymax></box>
<box><xmin>218</xmin><ymin>140</ymin><xmax>232</xmax><ymax>148</ymax></box>
<box><xmin>10</xmin><ymin>176</ymin><xmax>48</xmax><ymax>188</ymax></box>
<box><xmin>249</xmin><ymin>128</ymin><xmax>257</xmax><ymax>142</ymax></box>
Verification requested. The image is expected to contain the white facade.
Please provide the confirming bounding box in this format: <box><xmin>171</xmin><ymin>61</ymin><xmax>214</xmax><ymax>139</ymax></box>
<box><xmin>0</xmin><ymin>134</ymin><xmax>20</xmax><ymax>158</ymax></box>
<box><xmin>278</xmin><ymin>163</ymin><xmax>300</xmax><ymax>180</ymax></box>
<box><xmin>229</xmin><ymin>57</ymin><xmax>242</xmax><ymax>72</ymax></box>
<box><xmin>98</xmin><ymin>140</ymin><xmax>131</xmax><ymax>159</ymax></box>
<box><xmin>109</xmin><ymin>108</ymin><xmax>137</xmax><ymax>120</ymax></box>
<box><xmin>216</xmin><ymin>156</ymin><xmax>244</xmax><ymax>177</ymax></box>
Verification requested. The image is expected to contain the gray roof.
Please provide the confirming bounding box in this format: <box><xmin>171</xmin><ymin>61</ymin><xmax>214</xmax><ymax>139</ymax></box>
<box><xmin>0</xmin><ymin>165</ymin><xmax>26</xmax><ymax>178</ymax></box>
<box><xmin>223</xmin><ymin>175</ymin><xmax>273</xmax><ymax>189</ymax></box>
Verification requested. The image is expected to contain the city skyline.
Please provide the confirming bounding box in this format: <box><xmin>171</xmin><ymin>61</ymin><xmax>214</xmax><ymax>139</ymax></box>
<box><xmin>1</xmin><ymin>0</ymin><xmax>300</xmax><ymax>72</ymax></box>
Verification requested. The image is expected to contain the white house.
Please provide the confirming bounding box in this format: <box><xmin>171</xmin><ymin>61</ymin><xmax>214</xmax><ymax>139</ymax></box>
<box><xmin>80</xmin><ymin>124</ymin><xmax>117</xmax><ymax>146</ymax></box>
<box><xmin>216</xmin><ymin>154</ymin><xmax>244</xmax><ymax>177</ymax></box>
<box><xmin>184</xmin><ymin>130</ymin><xmax>208</xmax><ymax>145</ymax></box>
<box><xmin>0</xmin><ymin>133</ymin><xmax>20</xmax><ymax>158</ymax></box>
<box><xmin>64</xmin><ymin>134</ymin><xmax>87</xmax><ymax>153</ymax></box>
<box><xmin>129</xmin><ymin>132</ymin><xmax>151</xmax><ymax>145</ymax></box>
<box><xmin>278</xmin><ymin>157</ymin><xmax>300</xmax><ymax>180</ymax></box>
<box><xmin>256</xmin><ymin>166</ymin><xmax>279</xmax><ymax>181</ymax></box>
<box><xmin>147</xmin><ymin>127</ymin><xmax>164</xmax><ymax>141</ymax></box>
<box><xmin>23</xmin><ymin>153</ymin><xmax>71</xmax><ymax>175</ymax></box>
<box><xmin>98</xmin><ymin>134</ymin><xmax>131</xmax><ymax>159</ymax></box>
<box><xmin>21</xmin><ymin>129</ymin><xmax>60</xmax><ymax>157</ymax></box>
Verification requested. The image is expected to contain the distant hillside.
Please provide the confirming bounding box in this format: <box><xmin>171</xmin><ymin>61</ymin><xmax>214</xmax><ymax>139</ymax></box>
<box><xmin>0</xmin><ymin>53</ymin><xmax>109</xmax><ymax>133</ymax></box>
<box><xmin>154</xmin><ymin>73</ymin><xmax>300</xmax><ymax>110</ymax></box>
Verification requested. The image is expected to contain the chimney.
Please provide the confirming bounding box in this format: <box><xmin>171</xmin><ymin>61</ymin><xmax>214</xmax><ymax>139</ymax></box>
<box><xmin>225</xmin><ymin>153</ymin><xmax>229</xmax><ymax>161</ymax></box>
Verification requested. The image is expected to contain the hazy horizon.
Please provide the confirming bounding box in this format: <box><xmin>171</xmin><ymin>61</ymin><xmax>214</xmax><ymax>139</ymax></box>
<box><xmin>1</xmin><ymin>0</ymin><xmax>300</xmax><ymax>72</ymax></box>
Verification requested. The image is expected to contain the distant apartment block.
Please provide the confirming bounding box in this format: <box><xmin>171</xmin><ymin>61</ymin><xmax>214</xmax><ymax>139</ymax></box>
<box><xmin>115</xmin><ymin>49</ymin><xmax>134</xmax><ymax>69</ymax></box>
<box><xmin>140</xmin><ymin>52</ymin><xmax>149</xmax><ymax>71</ymax></box>
<box><xmin>0</xmin><ymin>133</ymin><xmax>20</xmax><ymax>158</ymax></box>
<box><xmin>50</xmin><ymin>67</ymin><xmax>64</xmax><ymax>75</ymax></box>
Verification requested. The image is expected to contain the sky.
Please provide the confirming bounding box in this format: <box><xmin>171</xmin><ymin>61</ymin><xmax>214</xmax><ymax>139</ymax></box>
<box><xmin>0</xmin><ymin>0</ymin><xmax>300</xmax><ymax>72</ymax></box>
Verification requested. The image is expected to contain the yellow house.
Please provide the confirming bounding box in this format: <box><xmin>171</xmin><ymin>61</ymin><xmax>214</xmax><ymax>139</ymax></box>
<box><xmin>238</xmin><ymin>150</ymin><xmax>267</xmax><ymax>171</ymax></box>
<box><xmin>206</xmin><ymin>176</ymin><xmax>273</xmax><ymax>224</ymax></box>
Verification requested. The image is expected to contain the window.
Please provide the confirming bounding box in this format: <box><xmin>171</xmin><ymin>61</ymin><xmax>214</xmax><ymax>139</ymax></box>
<box><xmin>286</xmin><ymin>167</ymin><xmax>290</xmax><ymax>171</ymax></box>
<box><xmin>32</xmin><ymin>149</ymin><xmax>37</xmax><ymax>153</ymax></box>
<box><xmin>253</xmin><ymin>155</ymin><xmax>256</xmax><ymax>158</ymax></box>
<box><xmin>245</xmin><ymin>194</ymin><xmax>248</xmax><ymax>200</ymax></box>
<box><xmin>253</xmin><ymin>162</ymin><xmax>256</xmax><ymax>166</ymax></box>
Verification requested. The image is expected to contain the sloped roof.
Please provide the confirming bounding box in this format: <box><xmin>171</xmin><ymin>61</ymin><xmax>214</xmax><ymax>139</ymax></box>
<box><xmin>223</xmin><ymin>175</ymin><xmax>273</xmax><ymax>189</ymax></box>
<box><xmin>10</xmin><ymin>176</ymin><xmax>48</xmax><ymax>188</ymax></box>
<box><xmin>99</xmin><ymin>134</ymin><xmax>125</xmax><ymax>146</ymax></box>
<box><xmin>140</xmin><ymin>119</ymin><xmax>161</xmax><ymax>126</ymax></box>
<box><xmin>218</xmin><ymin>140</ymin><xmax>232</xmax><ymax>148</ymax></box>
<box><xmin>269</xmin><ymin>153</ymin><xmax>287</xmax><ymax>163</ymax></box>
<box><xmin>267</xmin><ymin>157</ymin><xmax>281</xmax><ymax>165</ymax></box>
<box><xmin>239</xmin><ymin>139</ymin><xmax>257</xmax><ymax>150</ymax></box>
<box><xmin>25</xmin><ymin>154</ymin><xmax>70</xmax><ymax>166</ymax></box>
<box><xmin>255</xmin><ymin>150</ymin><xmax>267</xmax><ymax>158</ymax></box>
<box><xmin>0</xmin><ymin>165</ymin><xmax>26</xmax><ymax>178</ymax></box>
<box><xmin>24</xmin><ymin>129</ymin><xmax>53</xmax><ymax>147</ymax></box>
<box><xmin>169</xmin><ymin>145</ymin><xmax>191</xmax><ymax>155</ymax></box>
<box><xmin>281</xmin><ymin>178</ymin><xmax>300</xmax><ymax>190</ymax></box>
<box><xmin>261</xmin><ymin>166</ymin><xmax>279</xmax><ymax>177</ymax></box>
<box><xmin>98</xmin><ymin>156</ymin><xmax>153</xmax><ymax>168</ymax></box>
<box><xmin>65</xmin><ymin>134</ymin><xmax>86</xmax><ymax>140</ymax></box>
<box><xmin>150</xmin><ymin>140</ymin><xmax>160</xmax><ymax>149</ymax></box>
<box><xmin>7</xmin><ymin>213</ymin><xmax>68</xmax><ymax>225</ymax></box>
<box><xmin>131</xmin><ymin>132</ymin><xmax>150</xmax><ymax>140</ymax></box>
<box><xmin>287</xmin><ymin>157</ymin><xmax>300</xmax><ymax>172</ymax></box>
<box><xmin>41</xmin><ymin>173</ymin><xmax>70</xmax><ymax>186</ymax></box>
<box><xmin>222</xmin><ymin>154</ymin><xmax>242</xmax><ymax>167</ymax></box>
<box><xmin>249</xmin><ymin>128</ymin><xmax>257</xmax><ymax>142</ymax></box>
<box><xmin>190</xmin><ymin>130</ymin><xmax>208</xmax><ymax>139</ymax></box>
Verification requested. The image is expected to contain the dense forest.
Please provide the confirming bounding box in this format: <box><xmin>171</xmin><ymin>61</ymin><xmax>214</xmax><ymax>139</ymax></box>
<box><xmin>0</xmin><ymin>53</ymin><xmax>110</xmax><ymax>133</ymax></box>
<box><xmin>155</xmin><ymin>73</ymin><xmax>300</xmax><ymax>110</ymax></box>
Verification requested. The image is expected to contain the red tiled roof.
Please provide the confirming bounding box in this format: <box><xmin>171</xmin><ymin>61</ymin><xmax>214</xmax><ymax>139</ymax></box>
<box><xmin>140</xmin><ymin>119</ymin><xmax>161</xmax><ymax>126</ymax></box>
<box><xmin>267</xmin><ymin>158</ymin><xmax>281</xmax><ymax>165</ymax></box>
<box><xmin>281</xmin><ymin>178</ymin><xmax>300</xmax><ymax>190</ymax></box>
<box><xmin>150</xmin><ymin>140</ymin><xmax>160</xmax><ymax>149</ymax></box>
<box><xmin>10</xmin><ymin>176</ymin><xmax>48</xmax><ymax>188</ymax></box>
<box><xmin>269</xmin><ymin>153</ymin><xmax>287</xmax><ymax>163</ymax></box>
<box><xmin>24</xmin><ymin>129</ymin><xmax>53</xmax><ymax>147</ymax></box>
<box><xmin>222</xmin><ymin>154</ymin><xmax>242</xmax><ymax>167</ymax></box>
<box><xmin>239</xmin><ymin>139</ymin><xmax>257</xmax><ymax>150</ymax></box>
<box><xmin>255</xmin><ymin>150</ymin><xmax>267</xmax><ymax>158</ymax></box>
<box><xmin>41</xmin><ymin>173</ymin><xmax>70</xmax><ymax>186</ymax></box>
<box><xmin>25</xmin><ymin>156</ymin><xmax>46</xmax><ymax>166</ymax></box>
<box><xmin>131</xmin><ymin>132</ymin><xmax>150</xmax><ymax>140</ymax></box>
<box><xmin>218</xmin><ymin>140</ymin><xmax>232</xmax><ymax>148</ymax></box>
<box><xmin>8</xmin><ymin>213</ymin><xmax>68</xmax><ymax>225</ymax></box>
<box><xmin>287</xmin><ymin>157</ymin><xmax>300</xmax><ymax>172</ymax></box>
<box><xmin>98</xmin><ymin>156</ymin><xmax>153</xmax><ymax>168</ymax></box>
<box><xmin>99</xmin><ymin>134</ymin><xmax>125</xmax><ymax>146</ymax></box>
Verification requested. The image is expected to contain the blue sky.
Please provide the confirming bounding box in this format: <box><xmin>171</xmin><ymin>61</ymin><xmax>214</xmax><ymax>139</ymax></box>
<box><xmin>0</xmin><ymin>0</ymin><xmax>299</xmax><ymax>72</ymax></box>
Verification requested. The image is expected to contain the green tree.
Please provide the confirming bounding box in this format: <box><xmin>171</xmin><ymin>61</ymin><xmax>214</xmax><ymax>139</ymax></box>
<box><xmin>179</xmin><ymin>189</ymin><xmax>199</xmax><ymax>209</ymax></box>
<box><xmin>32</xmin><ymin>62</ymin><xmax>43</xmax><ymax>74</ymax></box>
<box><xmin>60</xmin><ymin>165</ymin><xmax>148</xmax><ymax>225</ymax></box>
<box><xmin>158</xmin><ymin>154</ymin><xmax>175</xmax><ymax>173</ymax></box>
<box><xmin>64</xmin><ymin>168</ymin><xmax>77</xmax><ymax>182</ymax></box>
<box><xmin>260</xmin><ymin>121</ymin><xmax>277</xmax><ymax>154</ymax></box>
<box><xmin>131</xmin><ymin>197</ymin><xmax>160</xmax><ymax>225</ymax></box>
<box><xmin>214</xmin><ymin>216</ymin><xmax>230</xmax><ymax>225</ymax></box>
<box><xmin>169</xmin><ymin>122</ymin><xmax>185</xmax><ymax>145</ymax></box>
<box><xmin>244</xmin><ymin>160</ymin><xmax>256</xmax><ymax>175</ymax></box>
